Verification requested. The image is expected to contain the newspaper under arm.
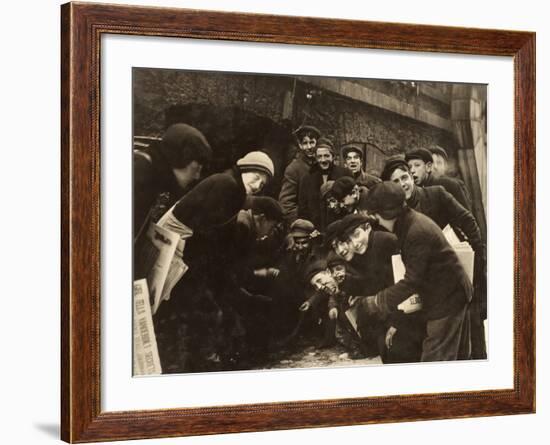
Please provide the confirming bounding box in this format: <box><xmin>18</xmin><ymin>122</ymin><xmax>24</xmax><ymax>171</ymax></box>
<box><xmin>391</xmin><ymin>226</ymin><xmax>475</xmax><ymax>314</ymax></box>
<box><xmin>135</xmin><ymin>207</ymin><xmax>193</xmax><ymax>314</ymax></box>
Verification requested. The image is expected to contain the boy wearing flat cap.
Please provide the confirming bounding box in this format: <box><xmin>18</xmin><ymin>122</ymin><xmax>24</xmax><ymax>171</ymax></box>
<box><xmin>298</xmin><ymin>138</ymin><xmax>352</xmax><ymax>230</ymax></box>
<box><xmin>299</xmin><ymin>257</ymin><xmax>341</xmax><ymax>348</ymax></box>
<box><xmin>269</xmin><ymin>219</ymin><xmax>320</xmax><ymax>340</ymax></box>
<box><xmin>279</xmin><ymin>125</ymin><xmax>321</xmax><ymax>224</ymax></box>
<box><xmin>353</xmin><ymin>181</ymin><xmax>473</xmax><ymax>362</ymax></box>
<box><xmin>330</xmin><ymin>213</ymin><xmax>400</xmax><ymax>358</ymax></box>
<box><xmin>405</xmin><ymin>148</ymin><xmax>472</xmax><ymax>211</ymax></box>
<box><xmin>342</xmin><ymin>144</ymin><xmax>381</xmax><ymax>189</ymax></box>
<box><xmin>382</xmin><ymin>157</ymin><xmax>486</xmax><ymax>359</ymax></box>
<box><xmin>330</xmin><ymin>176</ymin><xmax>370</xmax><ymax>217</ymax></box>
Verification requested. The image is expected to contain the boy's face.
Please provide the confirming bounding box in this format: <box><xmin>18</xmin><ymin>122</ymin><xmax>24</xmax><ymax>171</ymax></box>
<box><xmin>347</xmin><ymin>224</ymin><xmax>371</xmax><ymax>255</ymax></box>
<box><xmin>407</xmin><ymin>158</ymin><xmax>432</xmax><ymax>185</ymax></box>
<box><xmin>344</xmin><ymin>151</ymin><xmax>362</xmax><ymax>174</ymax></box>
<box><xmin>332</xmin><ymin>239</ymin><xmax>354</xmax><ymax>261</ymax></box>
<box><xmin>172</xmin><ymin>161</ymin><xmax>203</xmax><ymax>189</ymax></box>
<box><xmin>316</xmin><ymin>148</ymin><xmax>334</xmax><ymax>171</ymax></box>
<box><xmin>241</xmin><ymin>171</ymin><xmax>268</xmax><ymax>195</ymax></box>
<box><xmin>390</xmin><ymin>167</ymin><xmax>415</xmax><ymax>200</ymax></box>
<box><xmin>431</xmin><ymin>153</ymin><xmax>447</xmax><ymax>177</ymax></box>
<box><xmin>342</xmin><ymin>186</ymin><xmax>360</xmax><ymax>208</ymax></box>
<box><xmin>293</xmin><ymin>236</ymin><xmax>310</xmax><ymax>252</ymax></box>
<box><xmin>310</xmin><ymin>270</ymin><xmax>338</xmax><ymax>293</ymax></box>
<box><xmin>298</xmin><ymin>135</ymin><xmax>317</xmax><ymax>159</ymax></box>
<box><xmin>330</xmin><ymin>264</ymin><xmax>346</xmax><ymax>284</ymax></box>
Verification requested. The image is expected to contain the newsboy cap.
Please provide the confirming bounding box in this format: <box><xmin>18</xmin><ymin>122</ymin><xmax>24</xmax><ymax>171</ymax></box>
<box><xmin>249</xmin><ymin>196</ymin><xmax>284</xmax><ymax>222</ymax></box>
<box><xmin>381</xmin><ymin>157</ymin><xmax>409</xmax><ymax>181</ymax></box>
<box><xmin>294</xmin><ymin>125</ymin><xmax>321</xmax><ymax>141</ymax></box>
<box><xmin>304</xmin><ymin>257</ymin><xmax>329</xmax><ymax>283</ymax></box>
<box><xmin>364</xmin><ymin>181</ymin><xmax>406</xmax><ymax>217</ymax></box>
<box><xmin>316</xmin><ymin>137</ymin><xmax>335</xmax><ymax>153</ymax></box>
<box><xmin>429</xmin><ymin>145</ymin><xmax>449</xmax><ymax>160</ymax></box>
<box><xmin>289</xmin><ymin>218</ymin><xmax>316</xmax><ymax>238</ymax></box>
<box><xmin>342</xmin><ymin>144</ymin><xmax>363</xmax><ymax>160</ymax></box>
<box><xmin>159</xmin><ymin>123</ymin><xmax>212</xmax><ymax>168</ymax></box>
<box><xmin>237</xmin><ymin>151</ymin><xmax>275</xmax><ymax>179</ymax></box>
<box><xmin>331</xmin><ymin>176</ymin><xmax>357</xmax><ymax>200</ymax></box>
<box><xmin>327</xmin><ymin>250</ymin><xmax>346</xmax><ymax>268</ymax></box>
<box><xmin>338</xmin><ymin>213</ymin><xmax>372</xmax><ymax>238</ymax></box>
<box><xmin>325</xmin><ymin>219</ymin><xmax>344</xmax><ymax>247</ymax></box>
<box><xmin>405</xmin><ymin>148</ymin><xmax>433</xmax><ymax>164</ymax></box>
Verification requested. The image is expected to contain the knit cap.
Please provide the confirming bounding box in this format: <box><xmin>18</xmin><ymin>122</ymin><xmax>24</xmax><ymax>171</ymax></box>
<box><xmin>236</xmin><ymin>151</ymin><xmax>275</xmax><ymax>179</ymax></box>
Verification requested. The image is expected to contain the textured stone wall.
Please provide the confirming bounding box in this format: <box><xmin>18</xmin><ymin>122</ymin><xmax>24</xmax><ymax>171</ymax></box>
<box><xmin>133</xmin><ymin>68</ymin><xmax>460</xmax><ymax>177</ymax></box>
<box><xmin>133</xmin><ymin>68</ymin><xmax>292</xmax><ymax>136</ymax></box>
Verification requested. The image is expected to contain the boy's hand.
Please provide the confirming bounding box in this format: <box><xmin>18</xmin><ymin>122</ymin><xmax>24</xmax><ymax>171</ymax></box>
<box><xmin>299</xmin><ymin>301</ymin><xmax>311</xmax><ymax>312</ymax></box>
<box><xmin>385</xmin><ymin>326</ymin><xmax>397</xmax><ymax>349</ymax></box>
<box><xmin>328</xmin><ymin>308</ymin><xmax>338</xmax><ymax>320</ymax></box>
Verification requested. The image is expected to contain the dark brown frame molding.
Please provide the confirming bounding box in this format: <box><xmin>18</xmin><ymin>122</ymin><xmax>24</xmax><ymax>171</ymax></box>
<box><xmin>61</xmin><ymin>2</ymin><xmax>536</xmax><ymax>442</ymax></box>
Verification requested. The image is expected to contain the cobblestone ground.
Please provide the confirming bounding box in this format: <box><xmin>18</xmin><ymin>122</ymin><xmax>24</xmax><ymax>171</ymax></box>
<box><xmin>254</xmin><ymin>340</ymin><xmax>383</xmax><ymax>370</ymax></box>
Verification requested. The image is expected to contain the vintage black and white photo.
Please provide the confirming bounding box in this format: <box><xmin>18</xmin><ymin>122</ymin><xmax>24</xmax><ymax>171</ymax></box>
<box><xmin>132</xmin><ymin>68</ymin><xmax>487</xmax><ymax>375</ymax></box>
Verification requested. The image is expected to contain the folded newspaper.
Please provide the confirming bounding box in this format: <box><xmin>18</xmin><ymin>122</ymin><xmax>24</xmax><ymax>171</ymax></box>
<box><xmin>134</xmin><ymin>222</ymin><xmax>189</xmax><ymax>314</ymax></box>
<box><xmin>345</xmin><ymin>305</ymin><xmax>361</xmax><ymax>337</ymax></box>
<box><xmin>133</xmin><ymin>279</ymin><xmax>162</xmax><ymax>376</ymax></box>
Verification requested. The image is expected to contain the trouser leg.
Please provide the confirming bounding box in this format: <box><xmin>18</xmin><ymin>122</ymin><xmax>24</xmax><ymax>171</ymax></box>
<box><xmin>421</xmin><ymin>304</ymin><xmax>471</xmax><ymax>362</ymax></box>
<box><xmin>469</xmin><ymin>300</ymin><xmax>487</xmax><ymax>359</ymax></box>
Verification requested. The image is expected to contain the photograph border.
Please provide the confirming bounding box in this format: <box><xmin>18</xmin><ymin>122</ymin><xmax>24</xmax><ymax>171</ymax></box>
<box><xmin>61</xmin><ymin>2</ymin><xmax>535</xmax><ymax>442</ymax></box>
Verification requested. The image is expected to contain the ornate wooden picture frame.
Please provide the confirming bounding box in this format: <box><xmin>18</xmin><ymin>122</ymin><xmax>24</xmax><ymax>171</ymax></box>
<box><xmin>61</xmin><ymin>2</ymin><xmax>535</xmax><ymax>442</ymax></box>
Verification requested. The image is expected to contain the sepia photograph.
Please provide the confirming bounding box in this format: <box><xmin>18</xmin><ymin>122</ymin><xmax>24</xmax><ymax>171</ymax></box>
<box><xmin>132</xmin><ymin>67</ymin><xmax>488</xmax><ymax>376</ymax></box>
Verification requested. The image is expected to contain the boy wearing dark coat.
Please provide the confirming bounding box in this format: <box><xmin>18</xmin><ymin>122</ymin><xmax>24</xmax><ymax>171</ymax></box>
<box><xmin>329</xmin><ymin>214</ymin><xmax>419</xmax><ymax>359</ymax></box>
<box><xmin>382</xmin><ymin>158</ymin><xmax>486</xmax><ymax>359</ymax></box>
<box><xmin>279</xmin><ymin>125</ymin><xmax>321</xmax><ymax>223</ymax></box>
<box><xmin>298</xmin><ymin>139</ymin><xmax>352</xmax><ymax>230</ymax></box>
<box><xmin>341</xmin><ymin>144</ymin><xmax>381</xmax><ymax>189</ymax></box>
<box><xmin>353</xmin><ymin>182</ymin><xmax>473</xmax><ymax>362</ymax></box>
<box><xmin>152</xmin><ymin>151</ymin><xmax>275</xmax><ymax>372</ymax></box>
<box><xmin>133</xmin><ymin>123</ymin><xmax>212</xmax><ymax>240</ymax></box>
<box><xmin>405</xmin><ymin>148</ymin><xmax>472</xmax><ymax>211</ymax></box>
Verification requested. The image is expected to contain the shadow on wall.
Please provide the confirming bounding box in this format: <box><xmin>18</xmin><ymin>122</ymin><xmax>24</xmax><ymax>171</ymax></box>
<box><xmin>164</xmin><ymin>104</ymin><xmax>296</xmax><ymax>198</ymax></box>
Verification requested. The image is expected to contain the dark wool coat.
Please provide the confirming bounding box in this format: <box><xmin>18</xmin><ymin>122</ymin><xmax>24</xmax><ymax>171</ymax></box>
<box><xmin>407</xmin><ymin>185</ymin><xmax>483</xmax><ymax>252</ymax></box>
<box><xmin>169</xmin><ymin>167</ymin><xmax>247</xmax><ymax>296</ymax></box>
<box><xmin>133</xmin><ymin>147</ymin><xmax>186</xmax><ymax>237</ymax></box>
<box><xmin>348</xmin><ymin>230</ymin><xmax>400</xmax><ymax>296</ymax></box>
<box><xmin>423</xmin><ymin>173</ymin><xmax>472</xmax><ymax>212</ymax></box>
<box><xmin>298</xmin><ymin>164</ymin><xmax>353</xmax><ymax>230</ymax></box>
<box><xmin>376</xmin><ymin>208</ymin><xmax>473</xmax><ymax>320</ymax></box>
<box><xmin>278</xmin><ymin>153</ymin><xmax>316</xmax><ymax>223</ymax></box>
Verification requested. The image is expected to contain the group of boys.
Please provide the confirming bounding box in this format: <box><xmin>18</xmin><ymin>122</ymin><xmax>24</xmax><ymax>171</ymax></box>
<box><xmin>134</xmin><ymin>122</ymin><xmax>487</xmax><ymax>372</ymax></box>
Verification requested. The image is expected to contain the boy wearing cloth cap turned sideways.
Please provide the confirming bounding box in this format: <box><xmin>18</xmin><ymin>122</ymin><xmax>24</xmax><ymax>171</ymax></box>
<box><xmin>352</xmin><ymin>181</ymin><xmax>473</xmax><ymax>362</ymax></box>
<box><xmin>279</xmin><ymin>125</ymin><xmax>321</xmax><ymax>224</ymax></box>
<box><xmin>298</xmin><ymin>138</ymin><xmax>353</xmax><ymax>231</ymax></box>
<box><xmin>299</xmin><ymin>257</ymin><xmax>341</xmax><ymax>348</ymax></box>
<box><xmin>326</xmin><ymin>251</ymin><xmax>370</xmax><ymax>359</ymax></box>
<box><xmin>342</xmin><ymin>144</ymin><xmax>381</xmax><ymax>189</ymax></box>
<box><xmin>405</xmin><ymin>148</ymin><xmax>472</xmax><ymax>211</ymax></box>
<box><xmin>327</xmin><ymin>213</ymin><xmax>423</xmax><ymax>363</ymax></box>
